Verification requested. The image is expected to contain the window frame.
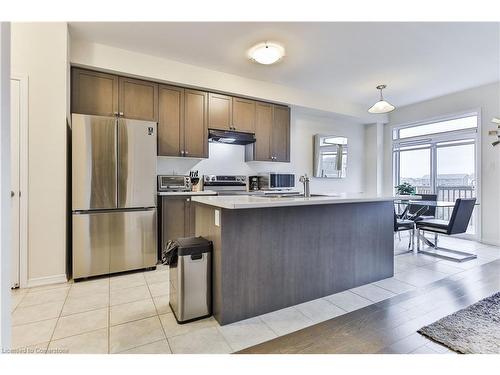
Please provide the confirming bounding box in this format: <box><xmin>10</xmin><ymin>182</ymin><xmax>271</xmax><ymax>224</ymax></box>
<box><xmin>392</xmin><ymin>109</ymin><xmax>482</xmax><ymax>240</ymax></box>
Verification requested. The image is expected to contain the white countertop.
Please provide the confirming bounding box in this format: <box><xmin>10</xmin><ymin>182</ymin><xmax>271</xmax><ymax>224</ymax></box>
<box><xmin>191</xmin><ymin>193</ymin><xmax>395</xmax><ymax>209</ymax></box>
<box><xmin>157</xmin><ymin>190</ymin><xmax>217</xmax><ymax>196</ymax></box>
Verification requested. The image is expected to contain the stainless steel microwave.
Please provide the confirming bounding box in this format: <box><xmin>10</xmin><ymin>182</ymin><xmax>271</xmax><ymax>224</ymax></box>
<box><xmin>157</xmin><ymin>175</ymin><xmax>191</xmax><ymax>192</ymax></box>
<box><xmin>258</xmin><ymin>173</ymin><xmax>295</xmax><ymax>190</ymax></box>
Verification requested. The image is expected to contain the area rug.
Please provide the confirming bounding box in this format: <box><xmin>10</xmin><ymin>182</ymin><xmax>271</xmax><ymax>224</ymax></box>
<box><xmin>418</xmin><ymin>292</ymin><xmax>500</xmax><ymax>354</ymax></box>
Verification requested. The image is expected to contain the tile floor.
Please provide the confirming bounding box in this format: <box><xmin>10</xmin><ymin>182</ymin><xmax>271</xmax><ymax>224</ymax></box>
<box><xmin>10</xmin><ymin>235</ymin><xmax>500</xmax><ymax>354</ymax></box>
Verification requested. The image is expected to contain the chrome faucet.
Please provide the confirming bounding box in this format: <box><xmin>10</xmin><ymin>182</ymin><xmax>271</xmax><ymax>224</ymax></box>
<box><xmin>299</xmin><ymin>174</ymin><xmax>310</xmax><ymax>197</ymax></box>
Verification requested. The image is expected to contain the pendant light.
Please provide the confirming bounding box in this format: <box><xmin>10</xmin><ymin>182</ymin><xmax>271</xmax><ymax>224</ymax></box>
<box><xmin>368</xmin><ymin>84</ymin><xmax>395</xmax><ymax>114</ymax></box>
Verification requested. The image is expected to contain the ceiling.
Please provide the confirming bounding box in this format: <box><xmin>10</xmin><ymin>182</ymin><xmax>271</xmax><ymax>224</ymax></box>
<box><xmin>69</xmin><ymin>22</ymin><xmax>500</xmax><ymax>108</ymax></box>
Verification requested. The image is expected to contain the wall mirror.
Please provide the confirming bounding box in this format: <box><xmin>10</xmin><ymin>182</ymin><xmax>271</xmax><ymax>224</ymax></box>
<box><xmin>313</xmin><ymin>134</ymin><xmax>348</xmax><ymax>178</ymax></box>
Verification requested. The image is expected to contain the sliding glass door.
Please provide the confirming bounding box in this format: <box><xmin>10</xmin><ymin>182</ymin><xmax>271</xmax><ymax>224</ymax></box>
<box><xmin>436</xmin><ymin>140</ymin><xmax>476</xmax><ymax>233</ymax></box>
<box><xmin>393</xmin><ymin>113</ymin><xmax>479</xmax><ymax>237</ymax></box>
<box><xmin>398</xmin><ymin>146</ymin><xmax>431</xmax><ymax>193</ymax></box>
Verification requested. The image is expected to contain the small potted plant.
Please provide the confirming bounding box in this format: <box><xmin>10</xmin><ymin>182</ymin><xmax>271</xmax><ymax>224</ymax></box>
<box><xmin>395</xmin><ymin>182</ymin><xmax>416</xmax><ymax>195</ymax></box>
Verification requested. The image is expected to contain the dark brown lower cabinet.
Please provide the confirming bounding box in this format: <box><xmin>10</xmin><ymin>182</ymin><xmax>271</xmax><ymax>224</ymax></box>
<box><xmin>158</xmin><ymin>196</ymin><xmax>196</xmax><ymax>259</ymax></box>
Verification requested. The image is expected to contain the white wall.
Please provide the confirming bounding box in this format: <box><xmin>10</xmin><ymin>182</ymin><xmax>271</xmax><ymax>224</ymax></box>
<box><xmin>383</xmin><ymin>82</ymin><xmax>500</xmax><ymax>245</ymax></box>
<box><xmin>158</xmin><ymin>108</ymin><xmax>366</xmax><ymax>193</ymax></box>
<box><xmin>11</xmin><ymin>23</ymin><xmax>69</xmax><ymax>285</ymax></box>
<box><xmin>0</xmin><ymin>22</ymin><xmax>11</xmax><ymax>350</ymax></box>
<box><xmin>70</xmin><ymin>38</ymin><xmax>382</xmax><ymax>123</ymax></box>
<box><xmin>363</xmin><ymin>122</ymin><xmax>384</xmax><ymax>195</ymax></box>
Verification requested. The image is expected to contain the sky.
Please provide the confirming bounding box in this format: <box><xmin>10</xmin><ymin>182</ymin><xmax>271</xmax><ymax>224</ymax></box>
<box><xmin>400</xmin><ymin>143</ymin><xmax>475</xmax><ymax>179</ymax></box>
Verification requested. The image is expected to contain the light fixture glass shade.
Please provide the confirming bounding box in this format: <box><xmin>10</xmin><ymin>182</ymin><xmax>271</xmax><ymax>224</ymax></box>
<box><xmin>248</xmin><ymin>42</ymin><xmax>285</xmax><ymax>65</ymax></box>
<box><xmin>368</xmin><ymin>84</ymin><xmax>396</xmax><ymax>114</ymax></box>
<box><xmin>368</xmin><ymin>100</ymin><xmax>395</xmax><ymax>114</ymax></box>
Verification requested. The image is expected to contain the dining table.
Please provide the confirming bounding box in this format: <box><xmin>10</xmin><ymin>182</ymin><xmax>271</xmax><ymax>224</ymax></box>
<box><xmin>393</xmin><ymin>197</ymin><xmax>480</xmax><ymax>262</ymax></box>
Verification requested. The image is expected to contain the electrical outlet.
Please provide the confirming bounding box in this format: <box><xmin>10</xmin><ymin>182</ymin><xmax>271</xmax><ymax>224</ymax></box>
<box><xmin>214</xmin><ymin>209</ymin><xmax>220</xmax><ymax>227</ymax></box>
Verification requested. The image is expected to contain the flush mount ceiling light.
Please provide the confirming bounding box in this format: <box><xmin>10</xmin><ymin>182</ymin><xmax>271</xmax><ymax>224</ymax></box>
<box><xmin>368</xmin><ymin>84</ymin><xmax>396</xmax><ymax>114</ymax></box>
<box><xmin>248</xmin><ymin>42</ymin><xmax>285</xmax><ymax>65</ymax></box>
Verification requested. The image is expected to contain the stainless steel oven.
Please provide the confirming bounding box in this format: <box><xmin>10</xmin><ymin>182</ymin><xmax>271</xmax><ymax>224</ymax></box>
<box><xmin>258</xmin><ymin>173</ymin><xmax>295</xmax><ymax>190</ymax></box>
<box><xmin>203</xmin><ymin>175</ymin><xmax>247</xmax><ymax>195</ymax></box>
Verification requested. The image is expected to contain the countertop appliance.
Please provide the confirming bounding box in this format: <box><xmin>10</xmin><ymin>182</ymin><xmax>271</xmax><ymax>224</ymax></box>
<box><xmin>203</xmin><ymin>175</ymin><xmax>248</xmax><ymax>195</ymax></box>
<box><xmin>248</xmin><ymin>176</ymin><xmax>259</xmax><ymax>191</ymax></box>
<box><xmin>72</xmin><ymin>114</ymin><xmax>157</xmax><ymax>279</ymax></box>
<box><xmin>259</xmin><ymin>173</ymin><xmax>295</xmax><ymax>190</ymax></box>
<box><xmin>158</xmin><ymin>175</ymin><xmax>192</xmax><ymax>192</ymax></box>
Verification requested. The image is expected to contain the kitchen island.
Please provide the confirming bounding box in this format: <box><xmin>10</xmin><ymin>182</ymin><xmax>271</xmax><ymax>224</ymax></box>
<box><xmin>192</xmin><ymin>194</ymin><xmax>394</xmax><ymax>325</ymax></box>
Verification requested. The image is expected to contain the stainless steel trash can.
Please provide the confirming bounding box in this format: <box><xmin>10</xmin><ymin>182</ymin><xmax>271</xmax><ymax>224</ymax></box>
<box><xmin>169</xmin><ymin>237</ymin><xmax>212</xmax><ymax>323</ymax></box>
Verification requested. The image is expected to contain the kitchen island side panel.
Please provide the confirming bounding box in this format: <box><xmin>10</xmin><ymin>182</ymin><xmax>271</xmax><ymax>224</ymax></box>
<box><xmin>196</xmin><ymin>201</ymin><xmax>394</xmax><ymax>325</ymax></box>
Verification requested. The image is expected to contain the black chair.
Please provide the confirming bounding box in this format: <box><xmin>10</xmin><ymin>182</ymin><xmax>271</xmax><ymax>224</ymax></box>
<box><xmin>415</xmin><ymin>198</ymin><xmax>477</xmax><ymax>262</ymax></box>
<box><xmin>394</xmin><ymin>209</ymin><xmax>415</xmax><ymax>253</ymax></box>
<box><xmin>407</xmin><ymin>194</ymin><xmax>437</xmax><ymax>221</ymax></box>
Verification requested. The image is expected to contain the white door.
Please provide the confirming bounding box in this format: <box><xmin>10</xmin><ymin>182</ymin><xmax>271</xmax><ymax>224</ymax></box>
<box><xmin>10</xmin><ymin>78</ymin><xmax>20</xmax><ymax>288</ymax></box>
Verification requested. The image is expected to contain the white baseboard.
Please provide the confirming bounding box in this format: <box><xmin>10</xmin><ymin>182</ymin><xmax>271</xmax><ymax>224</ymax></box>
<box><xmin>26</xmin><ymin>274</ymin><xmax>68</xmax><ymax>288</ymax></box>
<box><xmin>480</xmin><ymin>238</ymin><xmax>500</xmax><ymax>247</ymax></box>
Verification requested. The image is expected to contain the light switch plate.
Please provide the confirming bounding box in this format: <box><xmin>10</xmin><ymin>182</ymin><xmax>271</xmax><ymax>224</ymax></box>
<box><xmin>214</xmin><ymin>209</ymin><xmax>220</xmax><ymax>227</ymax></box>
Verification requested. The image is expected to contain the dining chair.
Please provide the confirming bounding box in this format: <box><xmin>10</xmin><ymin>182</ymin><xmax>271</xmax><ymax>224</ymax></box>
<box><xmin>415</xmin><ymin>198</ymin><xmax>477</xmax><ymax>262</ymax></box>
<box><xmin>394</xmin><ymin>209</ymin><xmax>415</xmax><ymax>253</ymax></box>
<box><xmin>407</xmin><ymin>194</ymin><xmax>437</xmax><ymax>221</ymax></box>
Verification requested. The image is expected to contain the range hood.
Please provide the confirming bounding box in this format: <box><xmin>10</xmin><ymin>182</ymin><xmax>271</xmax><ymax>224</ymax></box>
<box><xmin>208</xmin><ymin>129</ymin><xmax>256</xmax><ymax>145</ymax></box>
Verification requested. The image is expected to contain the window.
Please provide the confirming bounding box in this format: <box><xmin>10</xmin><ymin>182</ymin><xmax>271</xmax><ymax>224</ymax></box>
<box><xmin>393</xmin><ymin>113</ymin><xmax>479</xmax><ymax>236</ymax></box>
<box><xmin>399</xmin><ymin>146</ymin><xmax>431</xmax><ymax>188</ymax></box>
<box><xmin>395</xmin><ymin>115</ymin><xmax>478</xmax><ymax>139</ymax></box>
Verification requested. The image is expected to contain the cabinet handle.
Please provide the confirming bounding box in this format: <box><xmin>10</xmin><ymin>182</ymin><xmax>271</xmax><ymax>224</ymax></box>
<box><xmin>119</xmin><ymin>112</ymin><xmax>124</xmax><ymax>116</ymax></box>
<box><xmin>185</xmin><ymin>150</ymin><xmax>189</xmax><ymax>155</ymax></box>
<box><xmin>180</xmin><ymin>150</ymin><xmax>184</xmax><ymax>156</ymax></box>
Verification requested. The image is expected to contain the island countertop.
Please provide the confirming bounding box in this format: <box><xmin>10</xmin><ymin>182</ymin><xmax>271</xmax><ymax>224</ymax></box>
<box><xmin>191</xmin><ymin>193</ymin><xmax>394</xmax><ymax>209</ymax></box>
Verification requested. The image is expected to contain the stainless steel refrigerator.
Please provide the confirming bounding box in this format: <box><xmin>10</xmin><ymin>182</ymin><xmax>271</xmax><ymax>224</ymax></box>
<box><xmin>72</xmin><ymin>113</ymin><xmax>157</xmax><ymax>279</ymax></box>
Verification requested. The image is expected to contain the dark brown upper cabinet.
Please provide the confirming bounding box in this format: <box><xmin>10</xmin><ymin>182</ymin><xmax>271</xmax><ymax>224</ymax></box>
<box><xmin>208</xmin><ymin>93</ymin><xmax>232</xmax><ymax>131</ymax></box>
<box><xmin>118</xmin><ymin>77</ymin><xmax>158</xmax><ymax>122</ymax></box>
<box><xmin>72</xmin><ymin>67</ymin><xmax>289</xmax><ymax>162</ymax></box>
<box><xmin>183</xmin><ymin>89</ymin><xmax>208</xmax><ymax>158</ymax></box>
<box><xmin>271</xmin><ymin>105</ymin><xmax>290</xmax><ymax>162</ymax></box>
<box><xmin>158</xmin><ymin>85</ymin><xmax>184</xmax><ymax>157</ymax></box>
<box><xmin>249</xmin><ymin>102</ymin><xmax>273</xmax><ymax>161</ymax></box>
<box><xmin>246</xmin><ymin>103</ymin><xmax>290</xmax><ymax>163</ymax></box>
<box><xmin>72</xmin><ymin>68</ymin><xmax>158</xmax><ymax>122</ymax></box>
<box><xmin>71</xmin><ymin>68</ymin><xmax>119</xmax><ymax>117</ymax></box>
<box><xmin>232</xmin><ymin>97</ymin><xmax>256</xmax><ymax>133</ymax></box>
<box><xmin>158</xmin><ymin>86</ymin><xmax>208</xmax><ymax>158</ymax></box>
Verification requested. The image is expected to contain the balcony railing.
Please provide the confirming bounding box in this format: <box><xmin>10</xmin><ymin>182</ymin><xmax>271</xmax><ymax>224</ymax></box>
<box><xmin>414</xmin><ymin>185</ymin><xmax>476</xmax><ymax>232</ymax></box>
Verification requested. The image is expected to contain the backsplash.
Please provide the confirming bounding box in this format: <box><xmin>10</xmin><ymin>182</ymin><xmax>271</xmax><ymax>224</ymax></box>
<box><xmin>157</xmin><ymin>142</ymin><xmax>295</xmax><ymax>177</ymax></box>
